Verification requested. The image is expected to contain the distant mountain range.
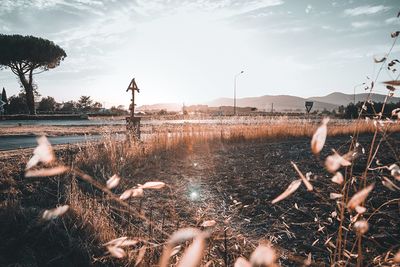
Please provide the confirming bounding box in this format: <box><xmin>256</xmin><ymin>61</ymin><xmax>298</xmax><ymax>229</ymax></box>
<box><xmin>137</xmin><ymin>92</ymin><xmax>400</xmax><ymax>112</ymax></box>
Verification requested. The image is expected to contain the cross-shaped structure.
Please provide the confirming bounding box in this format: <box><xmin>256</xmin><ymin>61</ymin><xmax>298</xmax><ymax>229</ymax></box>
<box><xmin>126</xmin><ymin>78</ymin><xmax>141</xmax><ymax>139</ymax></box>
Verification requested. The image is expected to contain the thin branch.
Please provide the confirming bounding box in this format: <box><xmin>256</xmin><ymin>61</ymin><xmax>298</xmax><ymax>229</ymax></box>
<box><xmin>366</xmin><ymin>198</ymin><xmax>400</xmax><ymax>222</ymax></box>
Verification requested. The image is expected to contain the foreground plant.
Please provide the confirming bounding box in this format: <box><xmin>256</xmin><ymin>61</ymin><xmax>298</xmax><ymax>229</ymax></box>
<box><xmin>234</xmin><ymin>242</ymin><xmax>278</xmax><ymax>267</ymax></box>
<box><xmin>24</xmin><ymin>135</ymin><xmax>167</xmax><ymax>261</ymax></box>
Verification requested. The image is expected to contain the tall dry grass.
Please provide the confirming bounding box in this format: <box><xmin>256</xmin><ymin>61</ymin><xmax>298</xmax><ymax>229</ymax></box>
<box><xmin>329</xmin><ymin>30</ymin><xmax>400</xmax><ymax>267</ymax></box>
<box><xmin>2</xmin><ymin>114</ymin><xmax>398</xmax><ymax>266</ymax></box>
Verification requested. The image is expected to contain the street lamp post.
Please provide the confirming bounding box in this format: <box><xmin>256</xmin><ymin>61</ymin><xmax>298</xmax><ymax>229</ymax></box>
<box><xmin>234</xmin><ymin>70</ymin><xmax>244</xmax><ymax>116</ymax></box>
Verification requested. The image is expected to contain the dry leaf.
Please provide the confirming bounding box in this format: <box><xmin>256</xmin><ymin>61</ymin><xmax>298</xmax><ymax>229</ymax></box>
<box><xmin>387</xmin><ymin>85</ymin><xmax>396</xmax><ymax>91</ymax></box>
<box><xmin>104</xmin><ymin>237</ymin><xmax>128</xmax><ymax>247</ymax></box>
<box><xmin>325</xmin><ymin>151</ymin><xmax>352</xmax><ymax>173</ymax></box>
<box><xmin>120</xmin><ymin>189</ymin><xmax>133</xmax><ymax>200</ymax></box>
<box><xmin>26</xmin><ymin>136</ymin><xmax>55</xmax><ymax>170</ymax></box>
<box><xmin>159</xmin><ymin>228</ymin><xmax>203</xmax><ymax>267</ymax></box>
<box><xmin>42</xmin><ymin>205</ymin><xmax>69</xmax><ymax>220</ymax></box>
<box><xmin>140</xmin><ymin>181</ymin><xmax>166</xmax><ymax>189</ymax></box>
<box><xmin>119</xmin><ymin>188</ymin><xmax>144</xmax><ymax>200</ymax></box>
<box><xmin>291</xmin><ymin>162</ymin><xmax>313</xmax><ymax>191</ymax></box>
<box><xmin>330</xmin><ymin>193</ymin><xmax>343</xmax><ymax>200</ymax></box>
<box><xmin>170</xmin><ymin>245</ymin><xmax>182</xmax><ymax>257</ymax></box>
<box><xmin>304</xmin><ymin>253</ymin><xmax>312</xmax><ymax>266</ymax></box>
<box><xmin>120</xmin><ymin>239</ymin><xmax>140</xmax><ymax>247</ymax></box>
<box><xmin>25</xmin><ymin>166</ymin><xmax>69</xmax><ymax>177</ymax></box>
<box><xmin>382</xmin><ymin>80</ymin><xmax>400</xmax><ymax>86</ymax></box>
<box><xmin>234</xmin><ymin>257</ymin><xmax>251</xmax><ymax>267</ymax></box>
<box><xmin>373</xmin><ymin>57</ymin><xmax>386</xmax><ymax>63</ymax></box>
<box><xmin>26</xmin><ymin>156</ymin><xmax>41</xmax><ymax>171</ymax></box>
<box><xmin>250</xmin><ymin>244</ymin><xmax>277</xmax><ymax>267</ymax></box>
<box><xmin>106</xmin><ymin>174</ymin><xmax>121</xmax><ymax>189</ymax></box>
<box><xmin>347</xmin><ymin>184</ymin><xmax>374</xmax><ymax>210</ymax></box>
<box><xmin>169</xmin><ymin>228</ymin><xmax>202</xmax><ymax>245</ymax></box>
<box><xmin>177</xmin><ymin>237</ymin><xmax>205</xmax><ymax>267</ymax></box>
<box><xmin>324</xmin><ymin>236</ymin><xmax>333</xmax><ymax>245</ymax></box>
<box><xmin>394</xmin><ymin>250</ymin><xmax>400</xmax><ymax>263</ymax></box>
<box><xmin>131</xmin><ymin>188</ymin><xmax>144</xmax><ymax>197</ymax></box>
<box><xmin>391</xmin><ymin>31</ymin><xmax>400</xmax><ymax>38</ymax></box>
<box><xmin>392</xmin><ymin>108</ymin><xmax>400</xmax><ymax>119</ymax></box>
<box><xmin>353</xmin><ymin>220</ymin><xmax>369</xmax><ymax>235</ymax></box>
<box><xmin>389</xmin><ymin>164</ymin><xmax>400</xmax><ymax>181</ymax></box>
<box><xmin>107</xmin><ymin>246</ymin><xmax>126</xmax><ymax>258</ymax></box>
<box><xmin>34</xmin><ymin>136</ymin><xmax>54</xmax><ymax>163</ymax></box>
<box><xmin>271</xmin><ymin>179</ymin><xmax>302</xmax><ymax>204</ymax></box>
<box><xmin>311</xmin><ymin>118</ymin><xmax>329</xmax><ymax>154</ymax></box>
<box><xmin>331</xmin><ymin>172</ymin><xmax>344</xmax><ymax>185</ymax></box>
<box><xmin>104</xmin><ymin>237</ymin><xmax>139</xmax><ymax>251</ymax></box>
<box><xmin>135</xmin><ymin>246</ymin><xmax>147</xmax><ymax>266</ymax></box>
<box><xmin>355</xmin><ymin>206</ymin><xmax>366</xmax><ymax>214</ymax></box>
<box><xmin>382</xmin><ymin>176</ymin><xmax>400</xmax><ymax>191</ymax></box>
<box><xmin>201</xmin><ymin>220</ymin><xmax>217</xmax><ymax>227</ymax></box>
<box><xmin>351</xmin><ymin>214</ymin><xmax>360</xmax><ymax>224</ymax></box>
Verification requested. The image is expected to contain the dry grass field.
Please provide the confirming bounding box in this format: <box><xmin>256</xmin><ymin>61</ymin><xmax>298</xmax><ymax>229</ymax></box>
<box><xmin>2</xmin><ymin>2</ymin><xmax>400</xmax><ymax>267</ymax></box>
<box><xmin>0</xmin><ymin>118</ymin><xmax>400</xmax><ymax>266</ymax></box>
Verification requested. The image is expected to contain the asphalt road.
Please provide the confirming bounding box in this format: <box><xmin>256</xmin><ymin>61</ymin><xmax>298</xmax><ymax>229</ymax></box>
<box><xmin>0</xmin><ymin>135</ymin><xmax>102</xmax><ymax>151</ymax></box>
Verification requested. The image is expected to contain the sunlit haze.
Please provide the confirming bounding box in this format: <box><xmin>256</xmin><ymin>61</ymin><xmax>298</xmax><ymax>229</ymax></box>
<box><xmin>1</xmin><ymin>0</ymin><xmax>399</xmax><ymax>108</ymax></box>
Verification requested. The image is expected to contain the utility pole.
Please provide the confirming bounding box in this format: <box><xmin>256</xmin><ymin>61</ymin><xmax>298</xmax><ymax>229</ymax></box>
<box><xmin>233</xmin><ymin>70</ymin><xmax>244</xmax><ymax>116</ymax></box>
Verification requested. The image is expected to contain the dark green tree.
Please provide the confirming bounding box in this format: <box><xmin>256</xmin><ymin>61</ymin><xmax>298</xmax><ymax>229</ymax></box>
<box><xmin>38</xmin><ymin>96</ymin><xmax>57</xmax><ymax>112</ymax></box>
<box><xmin>345</xmin><ymin>103</ymin><xmax>358</xmax><ymax>119</ymax></box>
<box><xmin>7</xmin><ymin>93</ymin><xmax>28</xmax><ymax>114</ymax></box>
<box><xmin>91</xmin><ymin>101</ymin><xmax>103</xmax><ymax>112</ymax></box>
<box><xmin>338</xmin><ymin>105</ymin><xmax>345</xmax><ymax>115</ymax></box>
<box><xmin>77</xmin><ymin>95</ymin><xmax>93</xmax><ymax>112</ymax></box>
<box><xmin>110</xmin><ymin>105</ymin><xmax>128</xmax><ymax>115</ymax></box>
<box><xmin>0</xmin><ymin>34</ymin><xmax>66</xmax><ymax>114</ymax></box>
<box><xmin>60</xmin><ymin>101</ymin><xmax>77</xmax><ymax>112</ymax></box>
<box><xmin>1</xmin><ymin>87</ymin><xmax>8</xmax><ymax>114</ymax></box>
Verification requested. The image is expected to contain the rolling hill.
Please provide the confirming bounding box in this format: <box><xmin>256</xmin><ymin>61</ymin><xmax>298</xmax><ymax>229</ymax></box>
<box><xmin>207</xmin><ymin>95</ymin><xmax>337</xmax><ymax>111</ymax></box>
<box><xmin>138</xmin><ymin>92</ymin><xmax>400</xmax><ymax>112</ymax></box>
<box><xmin>308</xmin><ymin>92</ymin><xmax>400</xmax><ymax>106</ymax></box>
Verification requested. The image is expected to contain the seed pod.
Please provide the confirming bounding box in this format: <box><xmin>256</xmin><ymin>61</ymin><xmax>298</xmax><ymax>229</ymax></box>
<box><xmin>353</xmin><ymin>220</ymin><xmax>369</xmax><ymax>235</ymax></box>
<box><xmin>311</xmin><ymin>118</ymin><xmax>329</xmax><ymax>154</ymax></box>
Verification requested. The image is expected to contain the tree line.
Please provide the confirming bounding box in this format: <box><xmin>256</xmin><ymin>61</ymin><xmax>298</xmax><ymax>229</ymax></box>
<box><xmin>334</xmin><ymin>101</ymin><xmax>400</xmax><ymax>119</ymax></box>
<box><xmin>0</xmin><ymin>89</ymin><xmax>127</xmax><ymax>115</ymax></box>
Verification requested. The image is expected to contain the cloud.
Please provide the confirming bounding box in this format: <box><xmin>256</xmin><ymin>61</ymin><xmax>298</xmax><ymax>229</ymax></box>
<box><xmin>268</xmin><ymin>26</ymin><xmax>308</xmax><ymax>34</ymax></box>
<box><xmin>1</xmin><ymin>25</ymin><xmax>11</xmax><ymax>31</ymax></box>
<box><xmin>351</xmin><ymin>21</ymin><xmax>374</xmax><ymax>29</ymax></box>
<box><xmin>0</xmin><ymin>0</ymin><xmax>105</xmax><ymax>15</ymax></box>
<box><xmin>133</xmin><ymin>0</ymin><xmax>285</xmax><ymax>18</ymax></box>
<box><xmin>385</xmin><ymin>17</ymin><xmax>400</xmax><ymax>25</ymax></box>
<box><xmin>319</xmin><ymin>25</ymin><xmax>349</xmax><ymax>33</ymax></box>
<box><xmin>323</xmin><ymin>48</ymin><xmax>366</xmax><ymax>61</ymax></box>
<box><xmin>344</xmin><ymin>5</ymin><xmax>391</xmax><ymax>16</ymax></box>
<box><xmin>305</xmin><ymin>4</ymin><xmax>312</xmax><ymax>14</ymax></box>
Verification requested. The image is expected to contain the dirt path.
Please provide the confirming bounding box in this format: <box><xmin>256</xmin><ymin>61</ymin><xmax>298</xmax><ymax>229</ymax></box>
<box><xmin>128</xmin><ymin>134</ymin><xmax>399</xmax><ymax>265</ymax></box>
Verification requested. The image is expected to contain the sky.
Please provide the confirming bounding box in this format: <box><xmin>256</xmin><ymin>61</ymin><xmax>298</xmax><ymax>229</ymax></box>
<box><xmin>0</xmin><ymin>0</ymin><xmax>399</xmax><ymax>108</ymax></box>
